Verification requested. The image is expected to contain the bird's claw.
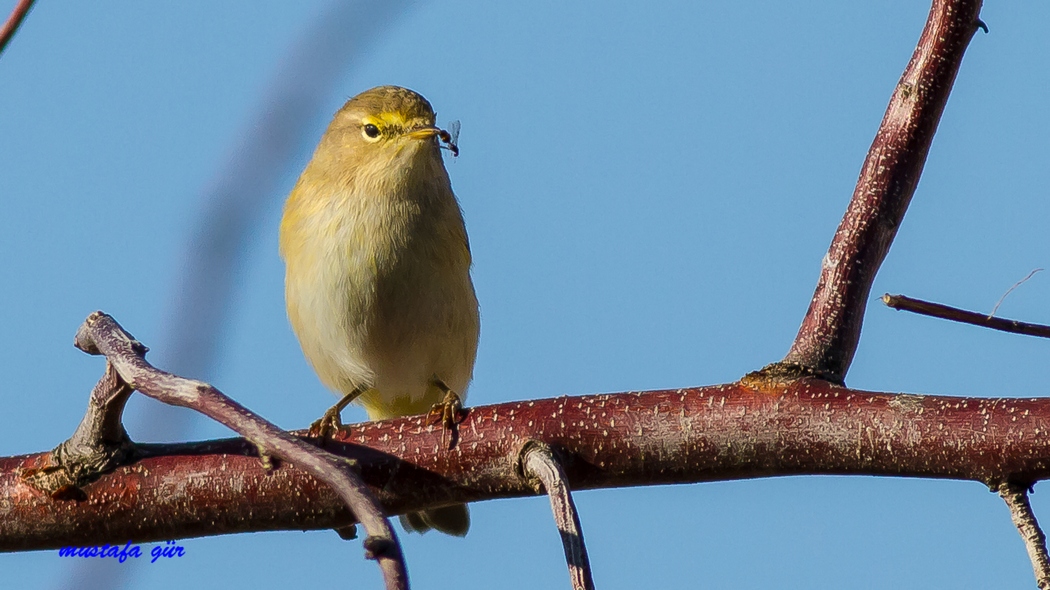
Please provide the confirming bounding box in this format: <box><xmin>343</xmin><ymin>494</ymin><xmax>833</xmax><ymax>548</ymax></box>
<box><xmin>309</xmin><ymin>408</ymin><xmax>344</xmax><ymax>442</ymax></box>
<box><xmin>428</xmin><ymin>389</ymin><xmax>466</xmax><ymax>429</ymax></box>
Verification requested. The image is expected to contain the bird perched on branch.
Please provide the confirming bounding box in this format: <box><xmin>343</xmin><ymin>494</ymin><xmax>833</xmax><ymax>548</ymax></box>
<box><xmin>280</xmin><ymin>86</ymin><xmax>479</xmax><ymax>536</ymax></box>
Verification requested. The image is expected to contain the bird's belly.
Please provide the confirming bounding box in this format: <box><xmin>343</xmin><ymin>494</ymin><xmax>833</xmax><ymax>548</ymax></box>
<box><xmin>363</xmin><ymin>257</ymin><xmax>479</xmax><ymax>416</ymax></box>
<box><xmin>286</xmin><ymin>236</ymin><xmax>478</xmax><ymax>420</ymax></box>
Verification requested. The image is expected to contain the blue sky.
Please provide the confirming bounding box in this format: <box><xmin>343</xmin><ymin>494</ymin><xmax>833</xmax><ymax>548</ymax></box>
<box><xmin>1</xmin><ymin>1</ymin><xmax>1048</xmax><ymax>588</ymax></box>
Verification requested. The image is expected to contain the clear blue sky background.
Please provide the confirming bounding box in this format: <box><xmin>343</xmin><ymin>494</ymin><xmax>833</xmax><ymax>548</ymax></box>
<box><xmin>2</xmin><ymin>1</ymin><xmax>1048</xmax><ymax>588</ymax></box>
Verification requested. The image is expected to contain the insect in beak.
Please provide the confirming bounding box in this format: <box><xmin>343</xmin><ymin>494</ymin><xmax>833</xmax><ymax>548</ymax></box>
<box><xmin>437</xmin><ymin>129</ymin><xmax>459</xmax><ymax>157</ymax></box>
<box><xmin>439</xmin><ymin>120</ymin><xmax>461</xmax><ymax>157</ymax></box>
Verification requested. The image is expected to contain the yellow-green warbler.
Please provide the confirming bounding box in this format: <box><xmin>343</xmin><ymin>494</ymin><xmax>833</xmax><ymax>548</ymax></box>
<box><xmin>280</xmin><ymin>86</ymin><xmax>478</xmax><ymax>536</ymax></box>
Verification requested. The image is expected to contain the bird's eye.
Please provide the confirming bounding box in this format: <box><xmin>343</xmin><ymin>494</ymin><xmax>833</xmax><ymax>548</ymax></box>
<box><xmin>363</xmin><ymin>124</ymin><xmax>380</xmax><ymax>139</ymax></box>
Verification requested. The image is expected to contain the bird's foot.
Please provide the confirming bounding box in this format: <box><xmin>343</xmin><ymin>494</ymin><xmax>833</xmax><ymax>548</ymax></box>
<box><xmin>308</xmin><ymin>407</ymin><xmax>343</xmax><ymax>442</ymax></box>
<box><xmin>428</xmin><ymin>388</ymin><xmax>466</xmax><ymax>429</ymax></box>
<box><xmin>306</xmin><ymin>411</ymin><xmax>340</xmax><ymax>443</ymax></box>
<box><xmin>309</xmin><ymin>388</ymin><xmax>363</xmax><ymax>443</ymax></box>
<box><xmin>428</xmin><ymin>388</ymin><xmax>466</xmax><ymax>450</ymax></box>
<box><xmin>306</xmin><ymin>386</ymin><xmax>365</xmax><ymax>440</ymax></box>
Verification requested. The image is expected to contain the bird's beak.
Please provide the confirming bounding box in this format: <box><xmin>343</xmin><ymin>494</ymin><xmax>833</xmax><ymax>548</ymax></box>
<box><xmin>407</xmin><ymin>125</ymin><xmax>459</xmax><ymax>157</ymax></box>
<box><xmin>407</xmin><ymin>126</ymin><xmax>441</xmax><ymax>140</ymax></box>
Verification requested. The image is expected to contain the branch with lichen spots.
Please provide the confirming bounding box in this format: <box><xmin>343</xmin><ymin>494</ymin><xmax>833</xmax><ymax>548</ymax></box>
<box><xmin>4</xmin><ymin>378</ymin><xmax>1050</xmax><ymax>552</ymax></box>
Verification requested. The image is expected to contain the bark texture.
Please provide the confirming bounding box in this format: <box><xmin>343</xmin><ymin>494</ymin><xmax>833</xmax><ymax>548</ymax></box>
<box><xmin>4</xmin><ymin>379</ymin><xmax>1047</xmax><ymax>550</ymax></box>
<box><xmin>779</xmin><ymin>0</ymin><xmax>984</xmax><ymax>382</ymax></box>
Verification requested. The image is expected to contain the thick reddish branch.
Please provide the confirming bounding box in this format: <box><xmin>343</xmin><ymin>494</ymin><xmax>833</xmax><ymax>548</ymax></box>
<box><xmin>780</xmin><ymin>0</ymin><xmax>984</xmax><ymax>382</ymax></box>
<box><xmin>4</xmin><ymin>379</ymin><xmax>1049</xmax><ymax>550</ymax></box>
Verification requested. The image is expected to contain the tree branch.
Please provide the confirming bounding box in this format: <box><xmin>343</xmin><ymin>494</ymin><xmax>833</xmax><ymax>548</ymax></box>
<box><xmin>5</xmin><ymin>1</ymin><xmax>1040</xmax><ymax>587</ymax></box>
<box><xmin>521</xmin><ymin>441</ymin><xmax>595</xmax><ymax>590</ymax></box>
<box><xmin>770</xmin><ymin>0</ymin><xmax>985</xmax><ymax>384</ymax></box>
<box><xmin>6</xmin><ymin>377</ymin><xmax>1050</xmax><ymax>552</ymax></box>
<box><xmin>999</xmin><ymin>482</ymin><xmax>1050</xmax><ymax>590</ymax></box>
<box><xmin>18</xmin><ymin>312</ymin><xmax>408</xmax><ymax>590</ymax></box>
<box><xmin>0</xmin><ymin>0</ymin><xmax>34</xmax><ymax>57</ymax></box>
<box><xmin>883</xmin><ymin>294</ymin><xmax>1050</xmax><ymax>339</ymax></box>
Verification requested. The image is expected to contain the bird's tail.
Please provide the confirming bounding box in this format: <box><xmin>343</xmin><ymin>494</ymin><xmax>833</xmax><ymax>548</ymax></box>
<box><xmin>399</xmin><ymin>503</ymin><xmax>470</xmax><ymax>537</ymax></box>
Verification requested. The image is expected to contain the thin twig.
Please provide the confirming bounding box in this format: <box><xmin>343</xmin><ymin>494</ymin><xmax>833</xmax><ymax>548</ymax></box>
<box><xmin>883</xmin><ymin>294</ymin><xmax>1050</xmax><ymax>339</ymax></box>
<box><xmin>521</xmin><ymin>441</ymin><xmax>595</xmax><ymax>590</ymax></box>
<box><xmin>999</xmin><ymin>482</ymin><xmax>1050</xmax><ymax>590</ymax></box>
<box><xmin>0</xmin><ymin>0</ymin><xmax>35</xmax><ymax>57</ymax></box>
<box><xmin>73</xmin><ymin>312</ymin><xmax>409</xmax><ymax>590</ymax></box>
<box><xmin>990</xmin><ymin>269</ymin><xmax>1043</xmax><ymax>318</ymax></box>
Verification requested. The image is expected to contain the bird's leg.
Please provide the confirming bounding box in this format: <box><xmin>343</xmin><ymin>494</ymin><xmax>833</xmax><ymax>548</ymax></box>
<box><xmin>427</xmin><ymin>381</ymin><xmax>467</xmax><ymax>429</ymax></box>
<box><xmin>309</xmin><ymin>387</ymin><xmax>364</xmax><ymax>441</ymax></box>
<box><xmin>427</xmin><ymin>381</ymin><xmax>466</xmax><ymax>450</ymax></box>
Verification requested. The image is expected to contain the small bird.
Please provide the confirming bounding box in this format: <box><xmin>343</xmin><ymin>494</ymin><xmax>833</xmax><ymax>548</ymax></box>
<box><xmin>279</xmin><ymin>86</ymin><xmax>479</xmax><ymax>536</ymax></box>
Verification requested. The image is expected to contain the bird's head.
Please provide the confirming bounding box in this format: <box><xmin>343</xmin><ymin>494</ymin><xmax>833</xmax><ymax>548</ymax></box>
<box><xmin>316</xmin><ymin>86</ymin><xmax>456</xmax><ymax>170</ymax></box>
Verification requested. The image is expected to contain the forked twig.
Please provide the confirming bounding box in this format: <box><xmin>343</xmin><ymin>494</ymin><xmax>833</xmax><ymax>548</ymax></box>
<box><xmin>521</xmin><ymin>441</ymin><xmax>595</xmax><ymax>590</ymax></box>
<box><xmin>68</xmin><ymin>312</ymin><xmax>409</xmax><ymax>590</ymax></box>
<box><xmin>883</xmin><ymin>294</ymin><xmax>1050</xmax><ymax>339</ymax></box>
<box><xmin>999</xmin><ymin>482</ymin><xmax>1050</xmax><ymax>590</ymax></box>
